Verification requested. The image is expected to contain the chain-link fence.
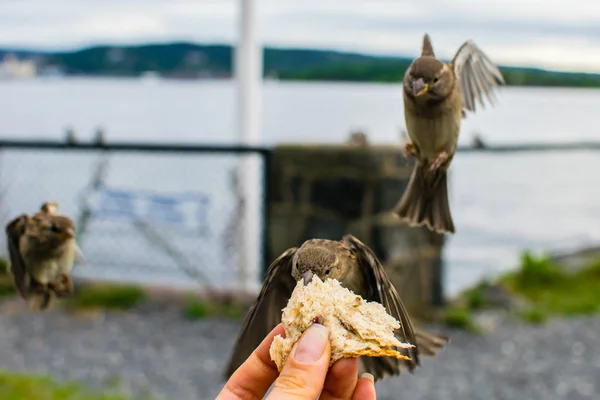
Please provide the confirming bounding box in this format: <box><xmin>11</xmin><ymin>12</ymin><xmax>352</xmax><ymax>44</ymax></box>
<box><xmin>3</xmin><ymin>140</ymin><xmax>600</xmax><ymax>300</ymax></box>
<box><xmin>0</xmin><ymin>141</ymin><xmax>270</xmax><ymax>294</ymax></box>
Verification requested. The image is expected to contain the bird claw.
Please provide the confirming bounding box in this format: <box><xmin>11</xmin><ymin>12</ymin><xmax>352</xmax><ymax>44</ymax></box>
<box><xmin>29</xmin><ymin>281</ymin><xmax>47</xmax><ymax>294</ymax></box>
<box><xmin>49</xmin><ymin>275</ymin><xmax>73</xmax><ymax>297</ymax></box>
<box><xmin>48</xmin><ymin>282</ymin><xmax>64</xmax><ymax>297</ymax></box>
<box><xmin>61</xmin><ymin>275</ymin><xmax>73</xmax><ymax>295</ymax></box>
<box><xmin>58</xmin><ymin>275</ymin><xmax>73</xmax><ymax>296</ymax></box>
<box><xmin>429</xmin><ymin>151</ymin><xmax>449</xmax><ymax>171</ymax></box>
<box><xmin>403</xmin><ymin>143</ymin><xmax>417</xmax><ymax>158</ymax></box>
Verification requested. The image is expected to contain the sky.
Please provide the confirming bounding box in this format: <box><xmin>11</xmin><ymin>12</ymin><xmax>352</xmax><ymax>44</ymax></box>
<box><xmin>2</xmin><ymin>0</ymin><xmax>600</xmax><ymax>72</ymax></box>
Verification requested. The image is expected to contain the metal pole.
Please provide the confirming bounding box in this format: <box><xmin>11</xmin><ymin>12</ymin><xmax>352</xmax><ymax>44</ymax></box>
<box><xmin>235</xmin><ymin>0</ymin><xmax>262</xmax><ymax>293</ymax></box>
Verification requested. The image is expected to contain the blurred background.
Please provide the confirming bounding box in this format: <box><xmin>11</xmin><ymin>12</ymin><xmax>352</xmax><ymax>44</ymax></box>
<box><xmin>0</xmin><ymin>1</ymin><xmax>599</xmax><ymax>399</ymax></box>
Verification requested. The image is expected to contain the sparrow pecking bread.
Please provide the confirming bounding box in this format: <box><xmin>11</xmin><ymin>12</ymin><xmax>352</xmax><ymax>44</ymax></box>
<box><xmin>224</xmin><ymin>235</ymin><xmax>449</xmax><ymax>382</ymax></box>
<box><xmin>5</xmin><ymin>201</ymin><xmax>84</xmax><ymax>310</ymax></box>
<box><xmin>393</xmin><ymin>34</ymin><xmax>505</xmax><ymax>234</ymax></box>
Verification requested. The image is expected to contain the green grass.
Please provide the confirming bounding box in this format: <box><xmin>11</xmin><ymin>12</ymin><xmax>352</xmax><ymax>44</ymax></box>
<box><xmin>0</xmin><ymin>258</ymin><xmax>15</xmax><ymax>299</ymax></box>
<box><xmin>0</xmin><ymin>370</ymin><xmax>150</xmax><ymax>400</ymax></box>
<box><xmin>443</xmin><ymin>251</ymin><xmax>600</xmax><ymax>329</ymax></box>
<box><xmin>183</xmin><ymin>296</ymin><xmax>246</xmax><ymax>320</ymax></box>
<box><xmin>517</xmin><ymin>308</ymin><xmax>548</xmax><ymax>325</ymax></box>
<box><xmin>461</xmin><ymin>280</ymin><xmax>493</xmax><ymax>310</ymax></box>
<box><xmin>65</xmin><ymin>284</ymin><xmax>147</xmax><ymax>311</ymax></box>
<box><xmin>0</xmin><ymin>258</ymin><xmax>8</xmax><ymax>274</ymax></box>
<box><xmin>443</xmin><ymin>307</ymin><xmax>480</xmax><ymax>333</ymax></box>
<box><xmin>0</xmin><ymin>259</ymin><xmax>146</xmax><ymax>309</ymax></box>
<box><xmin>0</xmin><ymin>277</ymin><xmax>15</xmax><ymax>299</ymax></box>
<box><xmin>501</xmin><ymin>251</ymin><xmax>600</xmax><ymax>322</ymax></box>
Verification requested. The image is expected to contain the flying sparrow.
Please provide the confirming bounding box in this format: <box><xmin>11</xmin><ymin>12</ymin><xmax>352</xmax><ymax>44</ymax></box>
<box><xmin>393</xmin><ymin>34</ymin><xmax>504</xmax><ymax>234</ymax></box>
<box><xmin>5</xmin><ymin>201</ymin><xmax>84</xmax><ymax>310</ymax></box>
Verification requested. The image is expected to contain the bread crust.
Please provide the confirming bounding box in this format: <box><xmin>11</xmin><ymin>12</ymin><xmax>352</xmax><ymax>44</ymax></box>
<box><xmin>269</xmin><ymin>277</ymin><xmax>414</xmax><ymax>371</ymax></box>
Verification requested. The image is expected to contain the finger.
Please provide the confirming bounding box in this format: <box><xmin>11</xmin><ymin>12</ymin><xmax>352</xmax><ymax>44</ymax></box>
<box><xmin>352</xmin><ymin>373</ymin><xmax>376</xmax><ymax>400</ymax></box>
<box><xmin>268</xmin><ymin>323</ymin><xmax>331</xmax><ymax>400</ymax></box>
<box><xmin>217</xmin><ymin>324</ymin><xmax>285</xmax><ymax>400</ymax></box>
<box><xmin>320</xmin><ymin>358</ymin><xmax>359</xmax><ymax>400</ymax></box>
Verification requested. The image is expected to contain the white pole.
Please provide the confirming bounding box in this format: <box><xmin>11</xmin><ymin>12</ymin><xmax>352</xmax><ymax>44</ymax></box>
<box><xmin>235</xmin><ymin>0</ymin><xmax>262</xmax><ymax>293</ymax></box>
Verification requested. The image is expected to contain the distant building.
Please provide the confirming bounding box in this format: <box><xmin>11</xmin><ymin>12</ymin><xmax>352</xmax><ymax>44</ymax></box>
<box><xmin>0</xmin><ymin>54</ymin><xmax>37</xmax><ymax>79</ymax></box>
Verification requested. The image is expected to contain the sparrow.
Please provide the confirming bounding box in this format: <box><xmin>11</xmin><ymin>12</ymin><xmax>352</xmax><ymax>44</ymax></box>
<box><xmin>393</xmin><ymin>34</ymin><xmax>504</xmax><ymax>234</ymax></box>
<box><xmin>224</xmin><ymin>235</ymin><xmax>449</xmax><ymax>382</ymax></box>
<box><xmin>37</xmin><ymin>201</ymin><xmax>85</xmax><ymax>267</ymax></box>
<box><xmin>5</xmin><ymin>201</ymin><xmax>84</xmax><ymax>310</ymax></box>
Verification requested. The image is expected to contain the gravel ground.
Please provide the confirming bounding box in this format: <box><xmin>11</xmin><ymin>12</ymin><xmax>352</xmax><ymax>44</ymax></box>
<box><xmin>0</xmin><ymin>299</ymin><xmax>599</xmax><ymax>400</ymax></box>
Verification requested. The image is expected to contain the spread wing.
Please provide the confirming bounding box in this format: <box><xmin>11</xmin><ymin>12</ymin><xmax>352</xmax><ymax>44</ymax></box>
<box><xmin>223</xmin><ymin>247</ymin><xmax>298</xmax><ymax>379</ymax></box>
<box><xmin>5</xmin><ymin>215</ymin><xmax>31</xmax><ymax>299</ymax></box>
<box><xmin>450</xmin><ymin>40</ymin><xmax>505</xmax><ymax>114</ymax></box>
<box><xmin>341</xmin><ymin>234</ymin><xmax>419</xmax><ymax>380</ymax></box>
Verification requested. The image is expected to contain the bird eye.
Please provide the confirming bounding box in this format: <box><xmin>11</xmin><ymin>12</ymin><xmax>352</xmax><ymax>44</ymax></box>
<box><xmin>433</xmin><ymin>76</ymin><xmax>440</xmax><ymax>83</ymax></box>
<box><xmin>325</xmin><ymin>269</ymin><xmax>331</xmax><ymax>275</ymax></box>
<box><xmin>50</xmin><ymin>224</ymin><xmax>60</xmax><ymax>233</ymax></box>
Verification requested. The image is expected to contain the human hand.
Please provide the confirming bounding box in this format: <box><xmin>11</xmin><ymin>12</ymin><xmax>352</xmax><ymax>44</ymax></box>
<box><xmin>217</xmin><ymin>322</ymin><xmax>376</xmax><ymax>399</ymax></box>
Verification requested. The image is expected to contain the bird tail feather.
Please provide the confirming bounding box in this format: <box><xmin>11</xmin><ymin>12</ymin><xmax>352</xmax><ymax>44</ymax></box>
<box><xmin>358</xmin><ymin>328</ymin><xmax>450</xmax><ymax>381</ymax></box>
<box><xmin>414</xmin><ymin>328</ymin><xmax>449</xmax><ymax>357</ymax></box>
<box><xmin>393</xmin><ymin>163</ymin><xmax>455</xmax><ymax>234</ymax></box>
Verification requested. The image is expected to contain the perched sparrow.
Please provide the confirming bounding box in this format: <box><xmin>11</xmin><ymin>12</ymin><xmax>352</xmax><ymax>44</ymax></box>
<box><xmin>224</xmin><ymin>235</ymin><xmax>449</xmax><ymax>382</ymax></box>
<box><xmin>393</xmin><ymin>34</ymin><xmax>504</xmax><ymax>234</ymax></box>
<box><xmin>5</xmin><ymin>201</ymin><xmax>84</xmax><ymax>310</ymax></box>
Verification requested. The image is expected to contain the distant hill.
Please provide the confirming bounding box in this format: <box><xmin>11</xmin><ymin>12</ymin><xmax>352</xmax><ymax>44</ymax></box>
<box><xmin>2</xmin><ymin>42</ymin><xmax>600</xmax><ymax>87</ymax></box>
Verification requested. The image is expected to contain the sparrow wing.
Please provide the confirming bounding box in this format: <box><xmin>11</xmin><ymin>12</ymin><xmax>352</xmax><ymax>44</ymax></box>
<box><xmin>341</xmin><ymin>234</ymin><xmax>419</xmax><ymax>380</ymax></box>
<box><xmin>74</xmin><ymin>242</ymin><xmax>86</xmax><ymax>266</ymax></box>
<box><xmin>450</xmin><ymin>40</ymin><xmax>505</xmax><ymax>114</ymax></box>
<box><xmin>223</xmin><ymin>247</ymin><xmax>298</xmax><ymax>379</ymax></box>
<box><xmin>5</xmin><ymin>215</ymin><xmax>31</xmax><ymax>299</ymax></box>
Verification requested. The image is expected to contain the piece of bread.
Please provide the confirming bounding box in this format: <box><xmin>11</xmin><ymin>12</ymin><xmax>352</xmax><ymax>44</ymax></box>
<box><xmin>269</xmin><ymin>276</ymin><xmax>414</xmax><ymax>371</ymax></box>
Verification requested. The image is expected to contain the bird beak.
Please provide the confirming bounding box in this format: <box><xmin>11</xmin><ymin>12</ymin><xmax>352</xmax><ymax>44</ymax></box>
<box><xmin>412</xmin><ymin>78</ymin><xmax>428</xmax><ymax>96</ymax></box>
<box><xmin>302</xmin><ymin>271</ymin><xmax>314</xmax><ymax>286</ymax></box>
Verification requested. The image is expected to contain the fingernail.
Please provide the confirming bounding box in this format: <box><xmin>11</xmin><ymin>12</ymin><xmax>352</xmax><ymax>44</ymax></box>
<box><xmin>360</xmin><ymin>373</ymin><xmax>375</xmax><ymax>383</ymax></box>
<box><xmin>293</xmin><ymin>323</ymin><xmax>328</xmax><ymax>364</ymax></box>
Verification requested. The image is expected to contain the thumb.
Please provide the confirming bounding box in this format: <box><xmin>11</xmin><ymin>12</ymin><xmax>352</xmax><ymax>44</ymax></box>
<box><xmin>268</xmin><ymin>323</ymin><xmax>331</xmax><ymax>399</ymax></box>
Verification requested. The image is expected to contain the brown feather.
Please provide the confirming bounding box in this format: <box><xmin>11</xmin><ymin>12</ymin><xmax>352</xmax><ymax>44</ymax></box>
<box><xmin>421</xmin><ymin>34</ymin><xmax>435</xmax><ymax>57</ymax></box>
<box><xmin>223</xmin><ymin>248</ymin><xmax>297</xmax><ymax>379</ymax></box>
<box><xmin>393</xmin><ymin>164</ymin><xmax>455</xmax><ymax>234</ymax></box>
<box><xmin>5</xmin><ymin>215</ymin><xmax>31</xmax><ymax>299</ymax></box>
<box><xmin>341</xmin><ymin>235</ymin><xmax>419</xmax><ymax>380</ymax></box>
<box><xmin>450</xmin><ymin>40</ymin><xmax>505</xmax><ymax>114</ymax></box>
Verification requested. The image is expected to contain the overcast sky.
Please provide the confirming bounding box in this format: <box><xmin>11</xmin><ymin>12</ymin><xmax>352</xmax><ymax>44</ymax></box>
<box><xmin>2</xmin><ymin>0</ymin><xmax>600</xmax><ymax>72</ymax></box>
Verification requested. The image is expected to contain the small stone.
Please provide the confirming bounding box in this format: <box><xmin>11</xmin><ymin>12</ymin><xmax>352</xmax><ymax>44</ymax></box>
<box><xmin>572</xmin><ymin>342</ymin><xmax>585</xmax><ymax>356</ymax></box>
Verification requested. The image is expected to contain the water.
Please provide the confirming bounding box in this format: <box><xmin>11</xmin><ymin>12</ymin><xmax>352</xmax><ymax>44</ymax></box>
<box><xmin>1</xmin><ymin>77</ymin><xmax>600</xmax><ymax>297</ymax></box>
